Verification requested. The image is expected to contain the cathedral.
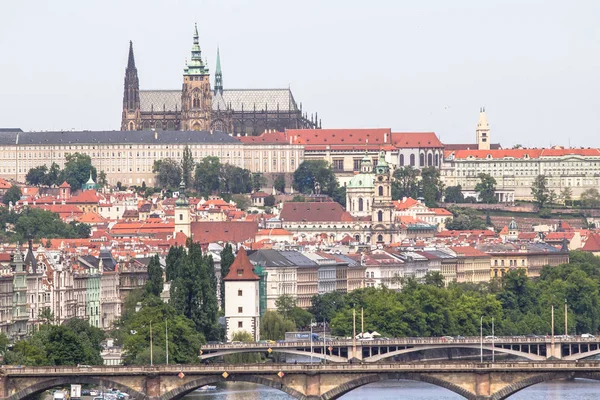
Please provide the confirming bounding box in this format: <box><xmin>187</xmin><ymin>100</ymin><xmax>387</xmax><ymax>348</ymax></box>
<box><xmin>121</xmin><ymin>24</ymin><xmax>320</xmax><ymax>134</ymax></box>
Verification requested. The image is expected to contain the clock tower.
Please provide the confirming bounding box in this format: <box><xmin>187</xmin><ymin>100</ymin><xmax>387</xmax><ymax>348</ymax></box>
<box><xmin>371</xmin><ymin>151</ymin><xmax>394</xmax><ymax>244</ymax></box>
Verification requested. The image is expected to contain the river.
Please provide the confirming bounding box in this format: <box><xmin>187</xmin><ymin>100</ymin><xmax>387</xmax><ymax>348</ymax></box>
<box><xmin>183</xmin><ymin>379</ymin><xmax>600</xmax><ymax>400</ymax></box>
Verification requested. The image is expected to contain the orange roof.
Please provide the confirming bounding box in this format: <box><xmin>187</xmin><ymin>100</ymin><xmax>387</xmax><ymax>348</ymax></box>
<box><xmin>0</xmin><ymin>178</ymin><xmax>11</xmax><ymax>190</ymax></box>
<box><xmin>449</xmin><ymin>246</ymin><xmax>490</xmax><ymax>257</ymax></box>
<box><xmin>239</xmin><ymin>131</ymin><xmax>289</xmax><ymax>144</ymax></box>
<box><xmin>68</xmin><ymin>190</ymin><xmax>99</xmax><ymax>204</ymax></box>
<box><xmin>392</xmin><ymin>132</ymin><xmax>442</xmax><ymax>148</ymax></box>
<box><xmin>59</xmin><ymin>181</ymin><xmax>71</xmax><ymax>188</ymax></box>
<box><xmin>582</xmin><ymin>233</ymin><xmax>600</xmax><ymax>252</ymax></box>
<box><xmin>393</xmin><ymin>198</ymin><xmax>419</xmax><ymax>210</ymax></box>
<box><xmin>431</xmin><ymin>208</ymin><xmax>453</xmax><ymax>216</ymax></box>
<box><xmin>223</xmin><ymin>248</ymin><xmax>259</xmax><ymax>281</ymax></box>
<box><xmin>78</xmin><ymin>212</ymin><xmax>107</xmax><ymax>224</ymax></box>
<box><xmin>447</xmin><ymin>148</ymin><xmax>600</xmax><ymax>160</ymax></box>
<box><xmin>256</xmin><ymin>228</ymin><xmax>292</xmax><ymax>236</ymax></box>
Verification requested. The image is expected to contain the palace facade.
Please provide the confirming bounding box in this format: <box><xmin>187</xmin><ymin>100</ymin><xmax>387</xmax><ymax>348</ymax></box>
<box><xmin>121</xmin><ymin>25</ymin><xmax>319</xmax><ymax>135</ymax></box>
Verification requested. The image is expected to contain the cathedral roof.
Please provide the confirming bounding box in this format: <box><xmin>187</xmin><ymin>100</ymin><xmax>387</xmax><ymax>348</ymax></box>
<box><xmin>1</xmin><ymin>130</ymin><xmax>240</xmax><ymax>145</ymax></box>
<box><xmin>140</xmin><ymin>90</ymin><xmax>181</xmax><ymax>112</ymax></box>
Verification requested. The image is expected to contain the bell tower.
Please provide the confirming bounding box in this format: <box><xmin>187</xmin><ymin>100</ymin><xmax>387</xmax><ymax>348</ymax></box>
<box><xmin>180</xmin><ymin>23</ymin><xmax>213</xmax><ymax>131</ymax></box>
<box><xmin>371</xmin><ymin>151</ymin><xmax>394</xmax><ymax>244</ymax></box>
<box><xmin>476</xmin><ymin>107</ymin><xmax>490</xmax><ymax>150</ymax></box>
<box><xmin>121</xmin><ymin>41</ymin><xmax>141</xmax><ymax>131</ymax></box>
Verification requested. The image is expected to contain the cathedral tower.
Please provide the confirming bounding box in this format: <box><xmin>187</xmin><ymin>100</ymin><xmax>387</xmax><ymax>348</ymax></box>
<box><xmin>371</xmin><ymin>151</ymin><xmax>394</xmax><ymax>244</ymax></box>
<box><xmin>476</xmin><ymin>107</ymin><xmax>490</xmax><ymax>150</ymax></box>
<box><xmin>121</xmin><ymin>41</ymin><xmax>141</xmax><ymax>131</ymax></box>
<box><xmin>214</xmin><ymin>47</ymin><xmax>223</xmax><ymax>96</ymax></box>
<box><xmin>180</xmin><ymin>24</ymin><xmax>213</xmax><ymax>131</ymax></box>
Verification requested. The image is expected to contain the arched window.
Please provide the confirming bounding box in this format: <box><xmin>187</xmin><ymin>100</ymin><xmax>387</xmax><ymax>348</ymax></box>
<box><xmin>377</xmin><ymin>234</ymin><xmax>383</xmax><ymax>242</ymax></box>
<box><xmin>179</xmin><ymin>214</ymin><xmax>183</xmax><ymax>221</ymax></box>
<box><xmin>378</xmin><ymin>210</ymin><xmax>383</xmax><ymax>222</ymax></box>
<box><xmin>155</xmin><ymin>121</ymin><xmax>162</xmax><ymax>130</ymax></box>
<box><xmin>193</xmin><ymin>94</ymin><xmax>200</xmax><ymax>108</ymax></box>
<box><xmin>358</xmin><ymin>198</ymin><xmax>364</xmax><ymax>212</ymax></box>
<box><xmin>419</xmin><ymin>153</ymin><xmax>425</xmax><ymax>167</ymax></box>
<box><xmin>427</xmin><ymin>153</ymin><xmax>433</xmax><ymax>166</ymax></box>
<box><xmin>378</xmin><ymin>186</ymin><xmax>383</xmax><ymax>196</ymax></box>
<box><xmin>143</xmin><ymin>121</ymin><xmax>151</xmax><ymax>130</ymax></box>
<box><xmin>435</xmin><ymin>154</ymin><xmax>439</xmax><ymax>166</ymax></box>
<box><xmin>399</xmin><ymin>154</ymin><xmax>405</xmax><ymax>166</ymax></box>
<box><xmin>371</xmin><ymin>272</ymin><xmax>375</xmax><ymax>278</ymax></box>
<box><xmin>355</xmin><ymin>234</ymin><xmax>360</xmax><ymax>242</ymax></box>
<box><xmin>128</xmin><ymin>121</ymin><xmax>134</xmax><ymax>131</ymax></box>
<box><xmin>167</xmin><ymin>121</ymin><xmax>175</xmax><ymax>130</ymax></box>
<box><xmin>410</xmin><ymin>154</ymin><xmax>415</xmax><ymax>166</ymax></box>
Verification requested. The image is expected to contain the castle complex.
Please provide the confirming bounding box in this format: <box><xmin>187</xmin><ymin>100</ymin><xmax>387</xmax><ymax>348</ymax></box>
<box><xmin>121</xmin><ymin>24</ymin><xmax>319</xmax><ymax>135</ymax></box>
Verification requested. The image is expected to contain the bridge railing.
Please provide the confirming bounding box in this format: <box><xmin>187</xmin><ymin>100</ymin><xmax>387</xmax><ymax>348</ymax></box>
<box><xmin>4</xmin><ymin>361</ymin><xmax>600</xmax><ymax>376</ymax></box>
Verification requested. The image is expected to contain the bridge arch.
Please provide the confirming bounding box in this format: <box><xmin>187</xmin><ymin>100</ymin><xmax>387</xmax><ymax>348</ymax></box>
<box><xmin>489</xmin><ymin>372</ymin><xmax>600</xmax><ymax>400</ymax></box>
<box><xmin>158</xmin><ymin>375</ymin><xmax>305</xmax><ymax>400</ymax></box>
<box><xmin>563</xmin><ymin>348</ymin><xmax>600</xmax><ymax>361</ymax></box>
<box><xmin>201</xmin><ymin>348</ymin><xmax>347</xmax><ymax>363</ymax></box>
<box><xmin>7</xmin><ymin>376</ymin><xmax>146</xmax><ymax>400</ymax></box>
<box><xmin>319</xmin><ymin>372</ymin><xmax>477</xmax><ymax>400</ymax></box>
<box><xmin>364</xmin><ymin>344</ymin><xmax>546</xmax><ymax>362</ymax></box>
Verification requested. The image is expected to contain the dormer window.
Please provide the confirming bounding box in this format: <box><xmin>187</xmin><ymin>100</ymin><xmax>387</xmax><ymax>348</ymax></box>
<box><xmin>237</xmin><ymin>269</ymin><xmax>243</xmax><ymax>276</ymax></box>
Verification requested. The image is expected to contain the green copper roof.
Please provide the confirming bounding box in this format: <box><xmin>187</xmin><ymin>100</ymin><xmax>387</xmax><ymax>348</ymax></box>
<box><xmin>184</xmin><ymin>23</ymin><xmax>209</xmax><ymax>76</ymax></box>
<box><xmin>347</xmin><ymin>172</ymin><xmax>374</xmax><ymax>188</ymax></box>
<box><xmin>214</xmin><ymin>47</ymin><xmax>223</xmax><ymax>93</ymax></box>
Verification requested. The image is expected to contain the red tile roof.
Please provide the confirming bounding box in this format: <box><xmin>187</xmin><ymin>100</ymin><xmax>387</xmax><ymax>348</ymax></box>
<box><xmin>190</xmin><ymin>221</ymin><xmax>258</xmax><ymax>244</ymax></box>
<box><xmin>392</xmin><ymin>132</ymin><xmax>442</xmax><ymax>148</ymax></box>
<box><xmin>287</xmin><ymin>128</ymin><xmax>392</xmax><ymax>147</ymax></box>
<box><xmin>59</xmin><ymin>181</ymin><xmax>71</xmax><ymax>188</ymax></box>
<box><xmin>446</xmin><ymin>148</ymin><xmax>600</xmax><ymax>160</ymax></box>
<box><xmin>239</xmin><ymin>131</ymin><xmax>289</xmax><ymax>144</ymax></box>
<box><xmin>223</xmin><ymin>247</ymin><xmax>259</xmax><ymax>281</ymax></box>
<box><xmin>449</xmin><ymin>246</ymin><xmax>490</xmax><ymax>257</ymax></box>
<box><xmin>582</xmin><ymin>233</ymin><xmax>600</xmax><ymax>252</ymax></box>
<box><xmin>280</xmin><ymin>202</ymin><xmax>353</xmax><ymax>222</ymax></box>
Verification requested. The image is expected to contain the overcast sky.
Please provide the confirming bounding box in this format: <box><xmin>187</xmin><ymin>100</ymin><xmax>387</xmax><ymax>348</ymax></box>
<box><xmin>1</xmin><ymin>0</ymin><xmax>599</xmax><ymax>147</ymax></box>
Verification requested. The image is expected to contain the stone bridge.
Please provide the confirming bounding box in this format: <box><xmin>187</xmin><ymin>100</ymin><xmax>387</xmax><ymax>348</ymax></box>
<box><xmin>3</xmin><ymin>362</ymin><xmax>600</xmax><ymax>400</ymax></box>
<box><xmin>201</xmin><ymin>336</ymin><xmax>600</xmax><ymax>362</ymax></box>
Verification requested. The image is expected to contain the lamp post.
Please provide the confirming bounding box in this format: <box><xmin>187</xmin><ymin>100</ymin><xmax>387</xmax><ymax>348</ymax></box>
<box><xmin>323</xmin><ymin>319</ymin><xmax>326</xmax><ymax>364</ymax></box>
<box><xmin>551</xmin><ymin>305</ymin><xmax>555</xmax><ymax>358</ymax></box>
<box><xmin>480</xmin><ymin>316</ymin><xmax>483</xmax><ymax>363</ymax></box>
<box><xmin>491</xmin><ymin>316</ymin><xmax>495</xmax><ymax>363</ymax></box>
<box><xmin>564</xmin><ymin>299</ymin><xmax>568</xmax><ymax>336</ymax></box>
<box><xmin>310</xmin><ymin>319</ymin><xmax>314</xmax><ymax>364</ymax></box>
<box><xmin>150</xmin><ymin>321</ymin><xmax>153</xmax><ymax>367</ymax></box>
<box><xmin>165</xmin><ymin>319</ymin><xmax>169</xmax><ymax>366</ymax></box>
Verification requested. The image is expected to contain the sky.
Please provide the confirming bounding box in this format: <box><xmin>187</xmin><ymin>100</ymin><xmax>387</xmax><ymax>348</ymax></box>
<box><xmin>1</xmin><ymin>0</ymin><xmax>599</xmax><ymax>147</ymax></box>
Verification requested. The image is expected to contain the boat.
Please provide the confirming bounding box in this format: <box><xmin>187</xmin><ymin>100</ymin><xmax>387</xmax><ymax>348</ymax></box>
<box><xmin>195</xmin><ymin>385</ymin><xmax>217</xmax><ymax>391</ymax></box>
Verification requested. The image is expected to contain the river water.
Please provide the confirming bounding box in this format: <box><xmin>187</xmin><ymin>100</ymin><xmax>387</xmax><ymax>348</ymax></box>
<box><xmin>184</xmin><ymin>379</ymin><xmax>599</xmax><ymax>400</ymax></box>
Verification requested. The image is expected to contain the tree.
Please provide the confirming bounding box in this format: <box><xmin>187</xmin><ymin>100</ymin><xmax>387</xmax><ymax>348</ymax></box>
<box><xmin>274</xmin><ymin>174</ymin><xmax>286</xmax><ymax>193</ymax></box>
<box><xmin>194</xmin><ymin>156</ymin><xmax>222</xmax><ymax>195</ymax></box>
<box><xmin>423</xmin><ymin>271</ymin><xmax>445</xmax><ymax>288</ymax></box>
<box><xmin>293</xmin><ymin>160</ymin><xmax>339</xmax><ymax>196</ymax></box>
<box><xmin>39</xmin><ymin>307</ymin><xmax>55</xmax><ymax>325</ymax></box>
<box><xmin>145</xmin><ymin>255</ymin><xmax>164</xmax><ymax>297</ymax></box>
<box><xmin>97</xmin><ymin>170</ymin><xmax>108</xmax><ymax>188</ymax></box>
<box><xmin>474</xmin><ymin>173</ymin><xmax>497</xmax><ymax>204</ymax></box>
<box><xmin>331</xmin><ymin>186</ymin><xmax>347</xmax><ymax>208</ymax></box>
<box><xmin>392</xmin><ymin>166</ymin><xmax>420</xmax><ymax>200</ymax></box>
<box><xmin>581</xmin><ymin>188</ymin><xmax>600</xmax><ymax>208</ymax></box>
<box><xmin>264</xmin><ymin>195</ymin><xmax>276</xmax><ymax>207</ymax></box>
<box><xmin>231</xmin><ymin>194</ymin><xmax>250</xmax><ymax>210</ymax></box>
<box><xmin>445</xmin><ymin>206</ymin><xmax>487</xmax><ymax>230</ymax></box>
<box><xmin>26</xmin><ymin>165</ymin><xmax>48</xmax><ymax>186</ymax></box>
<box><xmin>560</xmin><ymin>187</ymin><xmax>573</xmax><ymax>206</ymax></box>
<box><xmin>181</xmin><ymin>145</ymin><xmax>195</xmax><ymax>188</ymax></box>
<box><xmin>224</xmin><ymin>331</ymin><xmax>261</xmax><ymax>363</ymax></box>
<box><xmin>252</xmin><ymin>173</ymin><xmax>267</xmax><ymax>192</ymax></box>
<box><xmin>59</xmin><ymin>153</ymin><xmax>96</xmax><ymax>189</ymax></box>
<box><xmin>12</xmin><ymin>208</ymin><xmax>91</xmax><ymax>242</ymax></box>
<box><xmin>421</xmin><ymin>167</ymin><xmax>444</xmax><ymax>207</ymax></box>
<box><xmin>154</xmin><ymin>158</ymin><xmax>182</xmax><ymax>189</ymax></box>
<box><xmin>260</xmin><ymin>311</ymin><xmax>296</xmax><ymax>341</ymax></box>
<box><xmin>444</xmin><ymin>185</ymin><xmax>465</xmax><ymax>203</ymax></box>
<box><xmin>309</xmin><ymin>292</ymin><xmax>347</xmax><ymax>323</ymax></box>
<box><xmin>219</xmin><ymin>244</ymin><xmax>235</xmax><ymax>310</ymax></box>
<box><xmin>2</xmin><ymin>185</ymin><xmax>21</xmax><ymax>206</ymax></box>
<box><xmin>531</xmin><ymin>175</ymin><xmax>551</xmax><ymax>209</ymax></box>
<box><xmin>275</xmin><ymin>295</ymin><xmax>297</xmax><ymax>320</ymax></box>
<box><xmin>44</xmin><ymin>162</ymin><xmax>61</xmax><ymax>186</ymax></box>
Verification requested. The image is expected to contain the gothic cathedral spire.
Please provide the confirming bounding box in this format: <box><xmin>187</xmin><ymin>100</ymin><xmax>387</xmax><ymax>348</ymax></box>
<box><xmin>214</xmin><ymin>47</ymin><xmax>223</xmax><ymax>95</ymax></box>
<box><xmin>121</xmin><ymin>41</ymin><xmax>141</xmax><ymax>131</ymax></box>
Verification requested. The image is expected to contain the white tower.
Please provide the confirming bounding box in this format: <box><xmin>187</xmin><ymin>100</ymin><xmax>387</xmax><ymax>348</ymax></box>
<box><xmin>174</xmin><ymin>180</ymin><xmax>191</xmax><ymax>238</ymax></box>
<box><xmin>476</xmin><ymin>107</ymin><xmax>490</xmax><ymax>150</ymax></box>
<box><xmin>223</xmin><ymin>247</ymin><xmax>261</xmax><ymax>341</ymax></box>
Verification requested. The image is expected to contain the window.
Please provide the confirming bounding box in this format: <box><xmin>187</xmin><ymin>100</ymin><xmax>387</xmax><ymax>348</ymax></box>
<box><xmin>333</xmin><ymin>159</ymin><xmax>344</xmax><ymax>171</ymax></box>
<box><xmin>354</xmin><ymin>159</ymin><xmax>361</xmax><ymax>171</ymax></box>
<box><xmin>237</xmin><ymin>269</ymin><xmax>244</xmax><ymax>276</ymax></box>
<box><xmin>378</xmin><ymin>210</ymin><xmax>383</xmax><ymax>222</ymax></box>
<box><xmin>378</xmin><ymin>186</ymin><xmax>383</xmax><ymax>196</ymax></box>
<box><xmin>427</xmin><ymin>153</ymin><xmax>433</xmax><ymax>166</ymax></box>
<box><xmin>238</xmin><ymin>307</ymin><xmax>243</xmax><ymax>313</ymax></box>
<box><xmin>179</xmin><ymin>214</ymin><xmax>183</xmax><ymax>221</ymax></box>
<box><xmin>238</xmin><ymin>321</ymin><xmax>243</xmax><ymax>328</ymax></box>
<box><xmin>377</xmin><ymin>234</ymin><xmax>383</xmax><ymax>242</ymax></box>
<box><xmin>238</xmin><ymin>289</ymin><xmax>243</xmax><ymax>296</ymax></box>
<box><xmin>399</xmin><ymin>154</ymin><xmax>404</xmax><ymax>166</ymax></box>
<box><xmin>358</xmin><ymin>198</ymin><xmax>364</xmax><ymax>212</ymax></box>
<box><xmin>419</xmin><ymin>153</ymin><xmax>425</xmax><ymax>167</ymax></box>
<box><xmin>410</xmin><ymin>154</ymin><xmax>415</xmax><ymax>166</ymax></box>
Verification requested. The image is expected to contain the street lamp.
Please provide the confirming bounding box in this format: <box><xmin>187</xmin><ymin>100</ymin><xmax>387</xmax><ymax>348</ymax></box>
<box><xmin>491</xmin><ymin>316</ymin><xmax>495</xmax><ymax>363</ymax></box>
<box><xmin>480</xmin><ymin>316</ymin><xmax>483</xmax><ymax>363</ymax></box>
<box><xmin>310</xmin><ymin>319</ymin><xmax>314</xmax><ymax>364</ymax></box>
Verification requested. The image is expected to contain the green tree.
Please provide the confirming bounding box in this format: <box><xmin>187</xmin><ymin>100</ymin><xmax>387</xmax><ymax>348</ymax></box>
<box><xmin>13</xmin><ymin>208</ymin><xmax>90</xmax><ymax>242</ymax></box>
<box><xmin>421</xmin><ymin>167</ymin><xmax>444</xmax><ymax>207</ymax></box>
<box><xmin>26</xmin><ymin>165</ymin><xmax>48</xmax><ymax>186</ymax></box>
<box><xmin>181</xmin><ymin>145</ymin><xmax>195</xmax><ymax>188</ymax></box>
<box><xmin>444</xmin><ymin>206</ymin><xmax>487</xmax><ymax>230</ymax></box>
<box><xmin>231</xmin><ymin>194</ymin><xmax>250</xmax><ymax>210</ymax></box>
<box><xmin>219</xmin><ymin>244</ymin><xmax>235</xmax><ymax>310</ymax></box>
<box><xmin>275</xmin><ymin>294</ymin><xmax>297</xmax><ymax>320</ymax></box>
<box><xmin>264</xmin><ymin>194</ymin><xmax>276</xmax><ymax>207</ymax></box>
<box><xmin>2</xmin><ymin>185</ymin><xmax>21</xmax><ymax>206</ymax></box>
<box><xmin>252</xmin><ymin>173</ymin><xmax>267</xmax><ymax>192</ymax></box>
<box><xmin>331</xmin><ymin>186</ymin><xmax>347</xmax><ymax>208</ymax></box>
<box><xmin>260</xmin><ymin>311</ymin><xmax>296</xmax><ymax>340</ymax></box>
<box><xmin>274</xmin><ymin>174</ymin><xmax>286</xmax><ymax>193</ymax></box>
<box><xmin>293</xmin><ymin>160</ymin><xmax>339</xmax><ymax>196</ymax></box>
<box><xmin>194</xmin><ymin>156</ymin><xmax>222</xmax><ymax>196</ymax></box>
<box><xmin>59</xmin><ymin>153</ymin><xmax>96</xmax><ymax>189</ymax></box>
<box><xmin>581</xmin><ymin>188</ymin><xmax>600</xmax><ymax>208</ymax></box>
<box><xmin>289</xmin><ymin>307</ymin><xmax>313</xmax><ymax>329</ymax></box>
<box><xmin>309</xmin><ymin>292</ymin><xmax>347</xmax><ymax>323</ymax></box>
<box><xmin>475</xmin><ymin>173</ymin><xmax>497</xmax><ymax>204</ymax></box>
<box><xmin>39</xmin><ymin>307</ymin><xmax>55</xmax><ymax>325</ymax></box>
<box><xmin>531</xmin><ymin>175</ymin><xmax>551</xmax><ymax>209</ymax></box>
<box><xmin>224</xmin><ymin>331</ymin><xmax>261</xmax><ymax>363</ymax></box>
<box><xmin>443</xmin><ymin>185</ymin><xmax>465</xmax><ymax>203</ymax></box>
<box><xmin>145</xmin><ymin>255</ymin><xmax>164</xmax><ymax>297</ymax></box>
<box><xmin>392</xmin><ymin>166</ymin><xmax>420</xmax><ymax>200</ymax></box>
<box><xmin>560</xmin><ymin>186</ymin><xmax>573</xmax><ymax>206</ymax></box>
<box><xmin>97</xmin><ymin>170</ymin><xmax>108</xmax><ymax>188</ymax></box>
<box><xmin>153</xmin><ymin>158</ymin><xmax>182</xmax><ymax>189</ymax></box>
<box><xmin>423</xmin><ymin>271</ymin><xmax>445</xmax><ymax>288</ymax></box>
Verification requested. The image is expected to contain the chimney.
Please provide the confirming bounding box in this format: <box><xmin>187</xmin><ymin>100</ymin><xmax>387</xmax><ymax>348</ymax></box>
<box><xmin>384</xmin><ymin>133</ymin><xmax>387</xmax><ymax>143</ymax></box>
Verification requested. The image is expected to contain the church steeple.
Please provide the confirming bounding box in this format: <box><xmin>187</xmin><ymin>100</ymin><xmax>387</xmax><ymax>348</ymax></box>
<box><xmin>476</xmin><ymin>107</ymin><xmax>490</xmax><ymax>150</ymax></box>
<box><xmin>184</xmin><ymin>23</ymin><xmax>208</xmax><ymax>76</ymax></box>
<box><xmin>121</xmin><ymin>41</ymin><xmax>140</xmax><ymax>131</ymax></box>
<box><xmin>214</xmin><ymin>47</ymin><xmax>223</xmax><ymax>95</ymax></box>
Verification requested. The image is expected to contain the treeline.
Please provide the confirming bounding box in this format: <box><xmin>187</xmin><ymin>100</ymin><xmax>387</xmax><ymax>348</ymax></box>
<box><xmin>0</xmin><ymin>207</ymin><xmax>91</xmax><ymax>243</ymax></box>
<box><xmin>306</xmin><ymin>251</ymin><xmax>600</xmax><ymax>338</ymax></box>
<box><xmin>26</xmin><ymin>153</ymin><xmax>105</xmax><ymax>189</ymax></box>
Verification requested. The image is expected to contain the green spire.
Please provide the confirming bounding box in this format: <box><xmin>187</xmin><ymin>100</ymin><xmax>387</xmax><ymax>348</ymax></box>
<box><xmin>184</xmin><ymin>23</ymin><xmax>208</xmax><ymax>76</ymax></box>
<box><xmin>214</xmin><ymin>47</ymin><xmax>223</xmax><ymax>95</ymax></box>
